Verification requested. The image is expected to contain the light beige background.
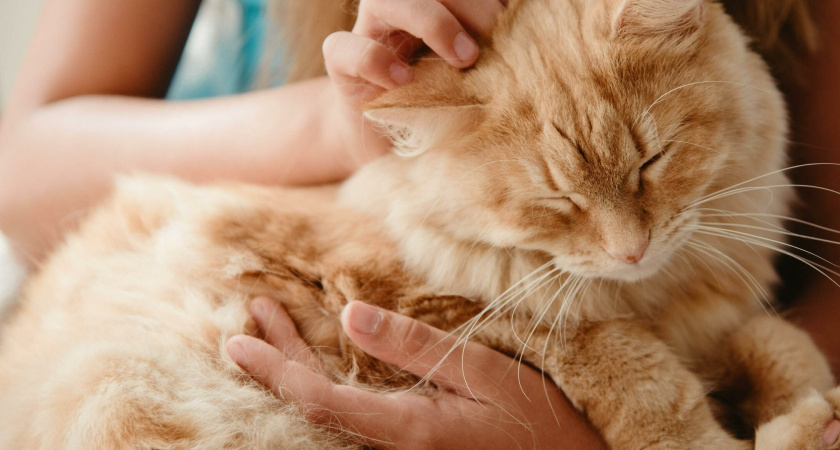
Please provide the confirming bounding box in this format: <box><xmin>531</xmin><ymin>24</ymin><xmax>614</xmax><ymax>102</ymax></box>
<box><xmin>0</xmin><ymin>0</ymin><xmax>46</xmax><ymax>110</ymax></box>
<box><xmin>0</xmin><ymin>0</ymin><xmax>45</xmax><ymax>310</ymax></box>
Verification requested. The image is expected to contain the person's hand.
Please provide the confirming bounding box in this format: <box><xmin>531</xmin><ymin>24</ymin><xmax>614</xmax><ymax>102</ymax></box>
<box><xmin>321</xmin><ymin>0</ymin><xmax>506</xmax><ymax>172</ymax></box>
<box><xmin>226</xmin><ymin>298</ymin><xmax>607</xmax><ymax>449</ymax></box>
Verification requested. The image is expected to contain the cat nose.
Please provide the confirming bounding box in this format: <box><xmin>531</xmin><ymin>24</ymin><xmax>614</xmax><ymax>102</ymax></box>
<box><xmin>605</xmin><ymin>238</ymin><xmax>649</xmax><ymax>264</ymax></box>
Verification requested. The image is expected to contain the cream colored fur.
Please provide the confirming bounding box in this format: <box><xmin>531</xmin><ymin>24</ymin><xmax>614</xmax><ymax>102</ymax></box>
<box><xmin>1</xmin><ymin>0</ymin><xmax>838</xmax><ymax>448</ymax></box>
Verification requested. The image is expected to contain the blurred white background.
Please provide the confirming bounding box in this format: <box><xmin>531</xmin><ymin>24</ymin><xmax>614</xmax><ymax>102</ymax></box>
<box><xmin>0</xmin><ymin>0</ymin><xmax>45</xmax><ymax>110</ymax></box>
<box><xmin>0</xmin><ymin>0</ymin><xmax>44</xmax><ymax>313</ymax></box>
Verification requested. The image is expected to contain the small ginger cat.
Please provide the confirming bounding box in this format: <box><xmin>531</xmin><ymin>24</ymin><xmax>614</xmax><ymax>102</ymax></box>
<box><xmin>1</xmin><ymin>0</ymin><xmax>838</xmax><ymax>448</ymax></box>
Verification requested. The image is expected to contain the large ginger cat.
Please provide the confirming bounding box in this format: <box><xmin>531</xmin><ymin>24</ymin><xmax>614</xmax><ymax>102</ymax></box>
<box><xmin>1</xmin><ymin>0</ymin><xmax>838</xmax><ymax>448</ymax></box>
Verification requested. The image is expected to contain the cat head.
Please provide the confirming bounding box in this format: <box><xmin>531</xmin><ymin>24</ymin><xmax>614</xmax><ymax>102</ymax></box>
<box><xmin>361</xmin><ymin>0</ymin><xmax>786</xmax><ymax>282</ymax></box>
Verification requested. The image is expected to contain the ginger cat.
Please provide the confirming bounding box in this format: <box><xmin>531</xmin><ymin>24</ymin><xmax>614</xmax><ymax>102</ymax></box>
<box><xmin>1</xmin><ymin>0</ymin><xmax>838</xmax><ymax>448</ymax></box>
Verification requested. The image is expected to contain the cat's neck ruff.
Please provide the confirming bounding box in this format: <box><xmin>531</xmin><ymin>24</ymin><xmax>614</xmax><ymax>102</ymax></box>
<box><xmin>341</xmin><ymin>154</ymin><xmax>789</xmax><ymax>328</ymax></box>
<box><xmin>339</xmin><ymin>158</ymin><xmax>547</xmax><ymax>302</ymax></box>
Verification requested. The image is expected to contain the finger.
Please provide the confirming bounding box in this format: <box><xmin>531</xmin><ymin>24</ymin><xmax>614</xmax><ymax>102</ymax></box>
<box><xmin>249</xmin><ymin>297</ymin><xmax>300</xmax><ymax>349</ymax></box>
<box><xmin>356</xmin><ymin>0</ymin><xmax>480</xmax><ymax>68</ymax></box>
<box><xmin>228</xmin><ymin>335</ymin><xmax>338</xmax><ymax>413</ymax></box>
<box><xmin>323</xmin><ymin>31</ymin><xmax>413</xmax><ymax>91</ymax></box>
<box><xmin>248</xmin><ymin>297</ymin><xmax>320</xmax><ymax>369</ymax></box>
<box><xmin>227</xmin><ymin>335</ymin><xmax>442</xmax><ymax>448</ymax></box>
<box><xmin>341</xmin><ymin>301</ymin><xmax>517</xmax><ymax>397</ymax></box>
<box><xmin>440</xmin><ymin>0</ymin><xmax>506</xmax><ymax>38</ymax></box>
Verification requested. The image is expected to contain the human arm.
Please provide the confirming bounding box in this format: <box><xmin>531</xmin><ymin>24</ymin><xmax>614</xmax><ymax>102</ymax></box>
<box><xmin>0</xmin><ymin>78</ymin><xmax>354</xmax><ymax>262</ymax></box>
<box><xmin>0</xmin><ymin>0</ymin><xmax>371</xmax><ymax>263</ymax></box>
<box><xmin>227</xmin><ymin>299</ymin><xmax>608</xmax><ymax>449</ymax></box>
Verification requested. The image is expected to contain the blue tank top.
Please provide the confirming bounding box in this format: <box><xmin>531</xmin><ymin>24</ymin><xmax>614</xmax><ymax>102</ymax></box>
<box><xmin>167</xmin><ymin>0</ymin><xmax>280</xmax><ymax>100</ymax></box>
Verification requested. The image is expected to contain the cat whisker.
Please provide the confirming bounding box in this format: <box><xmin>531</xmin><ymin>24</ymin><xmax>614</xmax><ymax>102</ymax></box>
<box><xmin>687</xmin><ymin>237</ymin><xmax>766</xmax><ymax>291</ymax></box>
<box><xmin>688</xmin><ymin>185</ymin><xmax>779</xmax><ymax>210</ymax></box>
<box><xmin>511</xmin><ymin>273</ymin><xmax>577</xmax><ymax>349</ymax></box>
<box><xmin>559</xmin><ymin>276</ymin><xmax>589</xmax><ymax>347</ymax></box>
<box><xmin>409</xmin><ymin>263</ymin><xmax>561</xmax><ymax>393</ymax></box>
<box><xmin>449</xmin><ymin>267</ymin><xmax>586</xmax><ymax>402</ymax></box>
<box><xmin>689</xmin><ymin>181</ymin><xmax>840</xmax><ymax>213</ymax></box>
<box><xmin>458</xmin><ymin>228</ymin><xmax>491</xmax><ymax>276</ymax></box>
<box><xmin>681</xmin><ymin>239</ymin><xmax>728</xmax><ymax>290</ymax></box>
<box><xmin>457</xmin><ymin>263</ymin><xmax>562</xmax><ymax>343</ymax></box>
<box><xmin>640</xmin><ymin>80</ymin><xmax>779</xmax><ymax>120</ymax></box>
<box><xmin>508</xmin><ymin>284</ymin><xmax>566</xmax><ymax>404</ymax></box>
<box><xmin>468</xmin><ymin>260</ymin><xmax>556</xmax><ymax>316</ymax></box>
<box><xmin>685</xmin><ymin>239</ymin><xmax>772</xmax><ymax>311</ymax></box>
<box><xmin>691</xmin><ymin>228</ymin><xmax>840</xmax><ymax>288</ymax></box>
<box><xmin>463</xmin><ymin>413</ymin><xmax>532</xmax><ymax>447</ymax></box>
<box><xmin>510</xmin><ymin>274</ymin><xmax>587</xmax><ymax>395</ymax></box>
<box><xmin>686</xmin><ymin>163</ymin><xmax>840</xmax><ymax>209</ymax></box>
<box><xmin>536</xmin><ymin>277</ymin><xmax>593</xmax><ymax>430</ymax></box>
<box><xmin>526</xmin><ymin>276</ymin><xmax>591</xmax><ymax>421</ymax></box>
<box><xmin>661</xmin><ymin>139</ymin><xmax>725</xmax><ymax>155</ymax></box>
<box><xmin>693</xmin><ymin>225</ymin><xmax>839</xmax><ymax>268</ymax></box>
<box><xmin>692</xmin><ymin>208</ymin><xmax>840</xmax><ymax>235</ymax></box>
<box><xmin>699</xmin><ymin>221</ymin><xmax>840</xmax><ymax>248</ymax></box>
<box><xmin>324</xmin><ymin>414</ymin><xmax>396</xmax><ymax>448</ymax></box>
<box><xmin>658</xmin><ymin>263</ymin><xmax>682</xmax><ymax>286</ymax></box>
<box><xmin>685</xmin><ymin>208</ymin><xmax>789</xmax><ymax>232</ymax></box>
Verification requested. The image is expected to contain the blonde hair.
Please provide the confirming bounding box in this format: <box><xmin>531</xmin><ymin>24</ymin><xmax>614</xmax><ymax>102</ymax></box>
<box><xmin>259</xmin><ymin>0</ymin><xmax>357</xmax><ymax>85</ymax></box>
<box><xmin>264</xmin><ymin>0</ymin><xmax>817</xmax><ymax>84</ymax></box>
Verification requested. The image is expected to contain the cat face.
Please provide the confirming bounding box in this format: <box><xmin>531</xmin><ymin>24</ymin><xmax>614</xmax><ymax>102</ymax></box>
<box><xmin>364</xmin><ymin>0</ymin><xmax>783</xmax><ymax>282</ymax></box>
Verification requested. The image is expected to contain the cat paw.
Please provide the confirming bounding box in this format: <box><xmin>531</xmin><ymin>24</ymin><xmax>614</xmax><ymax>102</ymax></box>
<box><xmin>755</xmin><ymin>389</ymin><xmax>840</xmax><ymax>450</ymax></box>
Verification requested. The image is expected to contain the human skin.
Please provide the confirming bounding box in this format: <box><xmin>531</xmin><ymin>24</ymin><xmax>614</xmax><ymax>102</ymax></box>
<box><xmin>227</xmin><ymin>299</ymin><xmax>608</xmax><ymax>450</ymax></box>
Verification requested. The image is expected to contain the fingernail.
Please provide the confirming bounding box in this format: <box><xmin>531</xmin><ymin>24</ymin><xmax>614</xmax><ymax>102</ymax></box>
<box><xmin>343</xmin><ymin>302</ymin><xmax>382</xmax><ymax>335</ymax></box>
<box><xmin>226</xmin><ymin>338</ymin><xmax>248</xmax><ymax>367</ymax></box>
<box><xmin>389</xmin><ymin>63</ymin><xmax>413</xmax><ymax>85</ymax></box>
<box><xmin>453</xmin><ymin>32</ymin><xmax>479</xmax><ymax>63</ymax></box>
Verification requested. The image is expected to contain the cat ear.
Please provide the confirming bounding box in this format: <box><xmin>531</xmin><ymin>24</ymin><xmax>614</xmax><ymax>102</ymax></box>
<box><xmin>364</xmin><ymin>105</ymin><xmax>484</xmax><ymax>157</ymax></box>
<box><xmin>614</xmin><ymin>0</ymin><xmax>704</xmax><ymax>41</ymax></box>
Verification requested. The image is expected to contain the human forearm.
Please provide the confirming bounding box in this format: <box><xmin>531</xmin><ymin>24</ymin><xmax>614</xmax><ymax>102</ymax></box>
<box><xmin>0</xmin><ymin>77</ymin><xmax>348</xmax><ymax>262</ymax></box>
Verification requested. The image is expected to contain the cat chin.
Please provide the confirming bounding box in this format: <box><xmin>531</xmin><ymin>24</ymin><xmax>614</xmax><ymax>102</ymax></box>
<box><xmin>602</xmin><ymin>264</ymin><xmax>663</xmax><ymax>282</ymax></box>
<box><xmin>569</xmin><ymin>258</ymin><xmax>666</xmax><ymax>283</ymax></box>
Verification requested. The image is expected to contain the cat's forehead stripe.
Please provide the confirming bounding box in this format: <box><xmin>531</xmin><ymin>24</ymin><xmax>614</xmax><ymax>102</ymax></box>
<box><xmin>627</xmin><ymin>123</ymin><xmax>647</xmax><ymax>158</ymax></box>
<box><xmin>538</xmin><ymin>155</ymin><xmax>565</xmax><ymax>193</ymax></box>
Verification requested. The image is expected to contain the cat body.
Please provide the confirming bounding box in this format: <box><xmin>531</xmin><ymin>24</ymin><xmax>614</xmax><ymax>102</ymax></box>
<box><xmin>1</xmin><ymin>0</ymin><xmax>838</xmax><ymax>448</ymax></box>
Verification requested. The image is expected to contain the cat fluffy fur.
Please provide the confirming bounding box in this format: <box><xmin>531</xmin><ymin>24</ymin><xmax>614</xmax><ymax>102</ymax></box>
<box><xmin>1</xmin><ymin>0</ymin><xmax>838</xmax><ymax>448</ymax></box>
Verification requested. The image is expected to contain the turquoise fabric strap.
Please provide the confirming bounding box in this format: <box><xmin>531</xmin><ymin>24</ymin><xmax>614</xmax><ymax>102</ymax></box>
<box><xmin>238</xmin><ymin>0</ymin><xmax>265</xmax><ymax>92</ymax></box>
<box><xmin>168</xmin><ymin>0</ymin><xmax>272</xmax><ymax>100</ymax></box>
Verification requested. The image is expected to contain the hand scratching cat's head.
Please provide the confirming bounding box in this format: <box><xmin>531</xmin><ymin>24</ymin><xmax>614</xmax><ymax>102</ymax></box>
<box><xmin>360</xmin><ymin>0</ymin><xmax>787</xmax><ymax>282</ymax></box>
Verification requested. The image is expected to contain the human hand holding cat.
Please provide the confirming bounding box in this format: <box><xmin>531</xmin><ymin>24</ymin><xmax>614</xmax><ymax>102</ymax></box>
<box><xmin>227</xmin><ymin>298</ymin><xmax>606</xmax><ymax>449</ymax></box>
<box><xmin>323</xmin><ymin>0</ymin><xmax>506</xmax><ymax>171</ymax></box>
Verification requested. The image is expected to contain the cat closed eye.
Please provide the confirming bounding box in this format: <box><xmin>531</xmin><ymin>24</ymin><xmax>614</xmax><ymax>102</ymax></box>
<box><xmin>640</xmin><ymin>152</ymin><xmax>663</xmax><ymax>171</ymax></box>
<box><xmin>640</xmin><ymin>142</ymin><xmax>676</xmax><ymax>172</ymax></box>
<box><xmin>538</xmin><ymin>194</ymin><xmax>582</xmax><ymax>211</ymax></box>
